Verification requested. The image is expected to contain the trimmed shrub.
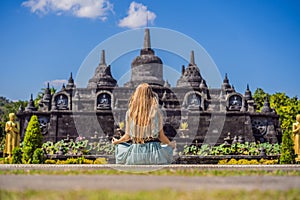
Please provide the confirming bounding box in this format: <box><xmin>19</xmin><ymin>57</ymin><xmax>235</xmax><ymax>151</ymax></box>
<box><xmin>4</xmin><ymin>157</ymin><xmax>11</xmax><ymax>164</ymax></box>
<box><xmin>45</xmin><ymin>159</ymin><xmax>56</xmax><ymax>164</ymax></box>
<box><xmin>94</xmin><ymin>157</ymin><xmax>108</xmax><ymax>164</ymax></box>
<box><xmin>12</xmin><ymin>147</ymin><xmax>23</xmax><ymax>164</ymax></box>
<box><xmin>22</xmin><ymin>115</ymin><xmax>43</xmax><ymax>163</ymax></box>
<box><xmin>259</xmin><ymin>158</ymin><xmax>278</xmax><ymax>165</ymax></box>
<box><xmin>218</xmin><ymin>158</ymin><xmax>278</xmax><ymax>165</ymax></box>
<box><xmin>280</xmin><ymin>130</ymin><xmax>296</xmax><ymax>164</ymax></box>
<box><xmin>32</xmin><ymin>148</ymin><xmax>45</xmax><ymax>164</ymax></box>
<box><xmin>54</xmin><ymin>157</ymin><xmax>94</xmax><ymax>164</ymax></box>
<box><xmin>56</xmin><ymin>160</ymin><xmax>67</xmax><ymax>164</ymax></box>
<box><xmin>83</xmin><ymin>159</ymin><xmax>93</xmax><ymax>164</ymax></box>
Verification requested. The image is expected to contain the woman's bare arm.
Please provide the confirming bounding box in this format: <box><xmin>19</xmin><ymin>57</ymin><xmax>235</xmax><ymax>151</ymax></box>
<box><xmin>158</xmin><ymin>129</ymin><xmax>176</xmax><ymax>148</ymax></box>
<box><xmin>112</xmin><ymin>133</ymin><xmax>130</xmax><ymax>145</ymax></box>
<box><xmin>112</xmin><ymin>116</ymin><xmax>131</xmax><ymax>145</ymax></box>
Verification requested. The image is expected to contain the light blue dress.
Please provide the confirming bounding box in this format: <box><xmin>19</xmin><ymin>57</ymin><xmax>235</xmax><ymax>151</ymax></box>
<box><xmin>115</xmin><ymin>110</ymin><xmax>173</xmax><ymax>165</ymax></box>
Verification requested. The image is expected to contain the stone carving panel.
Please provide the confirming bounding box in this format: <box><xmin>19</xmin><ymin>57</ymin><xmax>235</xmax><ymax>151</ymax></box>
<box><xmin>97</xmin><ymin>93</ymin><xmax>111</xmax><ymax>109</ymax></box>
<box><xmin>187</xmin><ymin>93</ymin><xmax>201</xmax><ymax>110</ymax></box>
<box><xmin>228</xmin><ymin>95</ymin><xmax>242</xmax><ymax>111</ymax></box>
<box><xmin>38</xmin><ymin>116</ymin><xmax>50</xmax><ymax>135</ymax></box>
<box><xmin>252</xmin><ymin>119</ymin><xmax>268</xmax><ymax>142</ymax></box>
<box><xmin>55</xmin><ymin>94</ymin><xmax>69</xmax><ymax>110</ymax></box>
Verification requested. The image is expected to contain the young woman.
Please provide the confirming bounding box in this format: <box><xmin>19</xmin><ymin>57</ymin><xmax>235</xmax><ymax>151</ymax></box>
<box><xmin>112</xmin><ymin>83</ymin><xmax>175</xmax><ymax>165</ymax></box>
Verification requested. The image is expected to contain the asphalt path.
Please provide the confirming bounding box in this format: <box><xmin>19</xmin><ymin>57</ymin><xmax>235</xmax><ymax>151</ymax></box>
<box><xmin>0</xmin><ymin>175</ymin><xmax>299</xmax><ymax>191</ymax></box>
<box><xmin>0</xmin><ymin>164</ymin><xmax>299</xmax><ymax>191</ymax></box>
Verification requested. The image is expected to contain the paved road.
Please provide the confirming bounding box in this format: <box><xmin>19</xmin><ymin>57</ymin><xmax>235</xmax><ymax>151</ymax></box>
<box><xmin>1</xmin><ymin>165</ymin><xmax>299</xmax><ymax>191</ymax></box>
<box><xmin>0</xmin><ymin>175</ymin><xmax>299</xmax><ymax>191</ymax></box>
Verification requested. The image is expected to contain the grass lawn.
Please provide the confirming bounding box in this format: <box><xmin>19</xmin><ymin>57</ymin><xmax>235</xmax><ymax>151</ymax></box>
<box><xmin>0</xmin><ymin>168</ymin><xmax>299</xmax><ymax>176</ymax></box>
<box><xmin>0</xmin><ymin>189</ymin><xmax>299</xmax><ymax>200</ymax></box>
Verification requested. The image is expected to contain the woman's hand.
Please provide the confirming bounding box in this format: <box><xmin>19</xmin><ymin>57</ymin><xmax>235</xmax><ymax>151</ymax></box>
<box><xmin>168</xmin><ymin>141</ymin><xmax>176</xmax><ymax>149</ymax></box>
<box><xmin>111</xmin><ymin>137</ymin><xmax>119</xmax><ymax>145</ymax></box>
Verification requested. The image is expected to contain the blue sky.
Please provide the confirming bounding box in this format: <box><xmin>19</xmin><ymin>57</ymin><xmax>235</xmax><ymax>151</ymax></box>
<box><xmin>0</xmin><ymin>0</ymin><xmax>299</xmax><ymax>101</ymax></box>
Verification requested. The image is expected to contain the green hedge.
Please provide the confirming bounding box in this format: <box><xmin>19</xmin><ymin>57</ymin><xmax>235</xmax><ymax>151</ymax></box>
<box><xmin>22</xmin><ymin>115</ymin><xmax>43</xmax><ymax>164</ymax></box>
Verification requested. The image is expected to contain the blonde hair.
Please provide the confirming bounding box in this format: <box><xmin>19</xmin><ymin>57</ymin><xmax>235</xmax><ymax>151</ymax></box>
<box><xmin>128</xmin><ymin>83</ymin><xmax>160</xmax><ymax>143</ymax></box>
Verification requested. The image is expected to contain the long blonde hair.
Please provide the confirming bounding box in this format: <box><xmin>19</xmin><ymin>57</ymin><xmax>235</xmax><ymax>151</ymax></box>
<box><xmin>128</xmin><ymin>83</ymin><xmax>160</xmax><ymax>142</ymax></box>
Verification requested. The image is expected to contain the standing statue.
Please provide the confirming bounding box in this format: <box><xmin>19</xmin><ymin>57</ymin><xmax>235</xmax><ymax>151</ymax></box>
<box><xmin>4</xmin><ymin>113</ymin><xmax>20</xmax><ymax>158</ymax></box>
<box><xmin>292</xmin><ymin>114</ymin><xmax>300</xmax><ymax>160</ymax></box>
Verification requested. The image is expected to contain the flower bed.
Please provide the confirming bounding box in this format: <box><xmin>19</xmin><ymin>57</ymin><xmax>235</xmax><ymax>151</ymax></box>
<box><xmin>175</xmin><ymin>155</ymin><xmax>279</xmax><ymax>164</ymax></box>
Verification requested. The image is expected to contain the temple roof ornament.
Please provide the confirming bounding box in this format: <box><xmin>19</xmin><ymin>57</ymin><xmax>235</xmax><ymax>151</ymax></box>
<box><xmin>244</xmin><ymin>84</ymin><xmax>253</xmax><ymax>101</ymax></box>
<box><xmin>261</xmin><ymin>95</ymin><xmax>272</xmax><ymax>113</ymax></box>
<box><xmin>43</xmin><ymin>82</ymin><xmax>52</xmax><ymax>101</ymax></box>
<box><xmin>131</xmin><ymin>28</ymin><xmax>163</xmax><ymax>66</ymax></box>
<box><xmin>66</xmin><ymin>72</ymin><xmax>75</xmax><ymax>89</ymax></box>
<box><xmin>181</xmin><ymin>65</ymin><xmax>185</xmax><ymax>75</ymax></box>
<box><xmin>25</xmin><ymin>94</ymin><xmax>37</xmax><ymax>111</ymax></box>
<box><xmin>87</xmin><ymin>50</ymin><xmax>117</xmax><ymax>88</ymax></box>
<box><xmin>125</xmin><ymin>28</ymin><xmax>164</xmax><ymax>87</ymax></box>
<box><xmin>222</xmin><ymin>73</ymin><xmax>232</xmax><ymax>90</ymax></box>
<box><xmin>176</xmin><ymin>50</ymin><xmax>203</xmax><ymax>88</ymax></box>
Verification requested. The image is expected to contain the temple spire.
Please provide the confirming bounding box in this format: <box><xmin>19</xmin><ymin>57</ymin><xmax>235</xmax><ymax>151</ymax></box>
<box><xmin>66</xmin><ymin>72</ymin><xmax>75</xmax><ymax>89</ymax></box>
<box><xmin>181</xmin><ymin>65</ymin><xmax>185</xmax><ymax>75</ymax></box>
<box><xmin>68</xmin><ymin>72</ymin><xmax>74</xmax><ymax>84</ymax></box>
<box><xmin>144</xmin><ymin>28</ymin><xmax>151</xmax><ymax>49</ymax></box>
<box><xmin>261</xmin><ymin>95</ymin><xmax>271</xmax><ymax>113</ymax></box>
<box><xmin>244</xmin><ymin>84</ymin><xmax>253</xmax><ymax>101</ymax></box>
<box><xmin>224</xmin><ymin>73</ymin><xmax>229</xmax><ymax>83</ymax></box>
<box><xmin>190</xmin><ymin>50</ymin><xmax>195</xmax><ymax>65</ymax></box>
<box><xmin>45</xmin><ymin>82</ymin><xmax>50</xmax><ymax>95</ymax></box>
<box><xmin>100</xmin><ymin>49</ymin><xmax>106</xmax><ymax>65</ymax></box>
<box><xmin>222</xmin><ymin>73</ymin><xmax>231</xmax><ymax>90</ymax></box>
<box><xmin>25</xmin><ymin>93</ymin><xmax>37</xmax><ymax>111</ymax></box>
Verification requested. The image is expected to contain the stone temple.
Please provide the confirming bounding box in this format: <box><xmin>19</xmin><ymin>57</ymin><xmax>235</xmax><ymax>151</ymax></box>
<box><xmin>17</xmin><ymin>28</ymin><xmax>282</xmax><ymax>145</ymax></box>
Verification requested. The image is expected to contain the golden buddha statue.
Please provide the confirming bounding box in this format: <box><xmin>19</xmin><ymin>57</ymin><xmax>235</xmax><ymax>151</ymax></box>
<box><xmin>4</xmin><ymin>113</ymin><xmax>20</xmax><ymax>158</ymax></box>
<box><xmin>292</xmin><ymin>114</ymin><xmax>300</xmax><ymax>160</ymax></box>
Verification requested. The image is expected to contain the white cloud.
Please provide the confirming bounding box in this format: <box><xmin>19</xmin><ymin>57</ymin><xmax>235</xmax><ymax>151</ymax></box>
<box><xmin>118</xmin><ymin>1</ymin><xmax>156</xmax><ymax>29</ymax></box>
<box><xmin>44</xmin><ymin>79</ymin><xmax>67</xmax><ymax>89</ymax></box>
<box><xmin>22</xmin><ymin>0</ymin><xmax>113</xmax><ymax>20</ymax></box>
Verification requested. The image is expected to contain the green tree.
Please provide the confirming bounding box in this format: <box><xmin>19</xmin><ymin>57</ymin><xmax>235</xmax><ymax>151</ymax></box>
<box><xmin>253</xmin><ymin>88</ymin><xmax>268</xmax><ymax>111</ymax></box>
<box><xmin>12</xmin><ymin>147</ymin><xmax>23</xmax><ymax>164</ymax></box>
<box><xmin>32</xmin><ymin>148</ymin><xmax>45</xmax><ymax>164</ymax></box>
<box><xmin>270</xmin><ymin>92</ymin><xmax>299</xmax><ymax>131</ymax></box>
<box><xmin>22</xmin><ymin>115</ymin><xmax>43</xmax><ymax>164</ymax></box>
<box><xmin>253</xmin><ymin>88</ymin><xmax>300</xmax><ymax>132</ymax></box>
<box><xmin>280</xmin><ymin>130</ymin><xmax>296</xmax><ymax>164</ymax></box>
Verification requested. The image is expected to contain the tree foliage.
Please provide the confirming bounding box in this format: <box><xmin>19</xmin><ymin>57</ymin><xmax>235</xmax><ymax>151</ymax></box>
<box><xmin>32</xmin><ymin>148</ymin><xmax>45</xmax><ymax>164</ymax></box>
<box><xmin>253</xmin><ymin>88</ymin><xmax>300</xmax><ymax>131</ymax></box>
<box><xmin>253</xmin><ymin>89</ymin><xmax>299</xmax><ymax>164</ymax></box>
<box><xmin>12</xmin><ymin>147</ymin><xmax>23</xmax><ymax>164</ymax></box>
<box><xmin>279</xmin><ymin>130</ymin><xmax>296</xmax><ymax>164</ymax></box>
<box><xmin>22</xmin><ymin>115</ymin><xmax>43</xmax><ymax>163</ymax></box>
